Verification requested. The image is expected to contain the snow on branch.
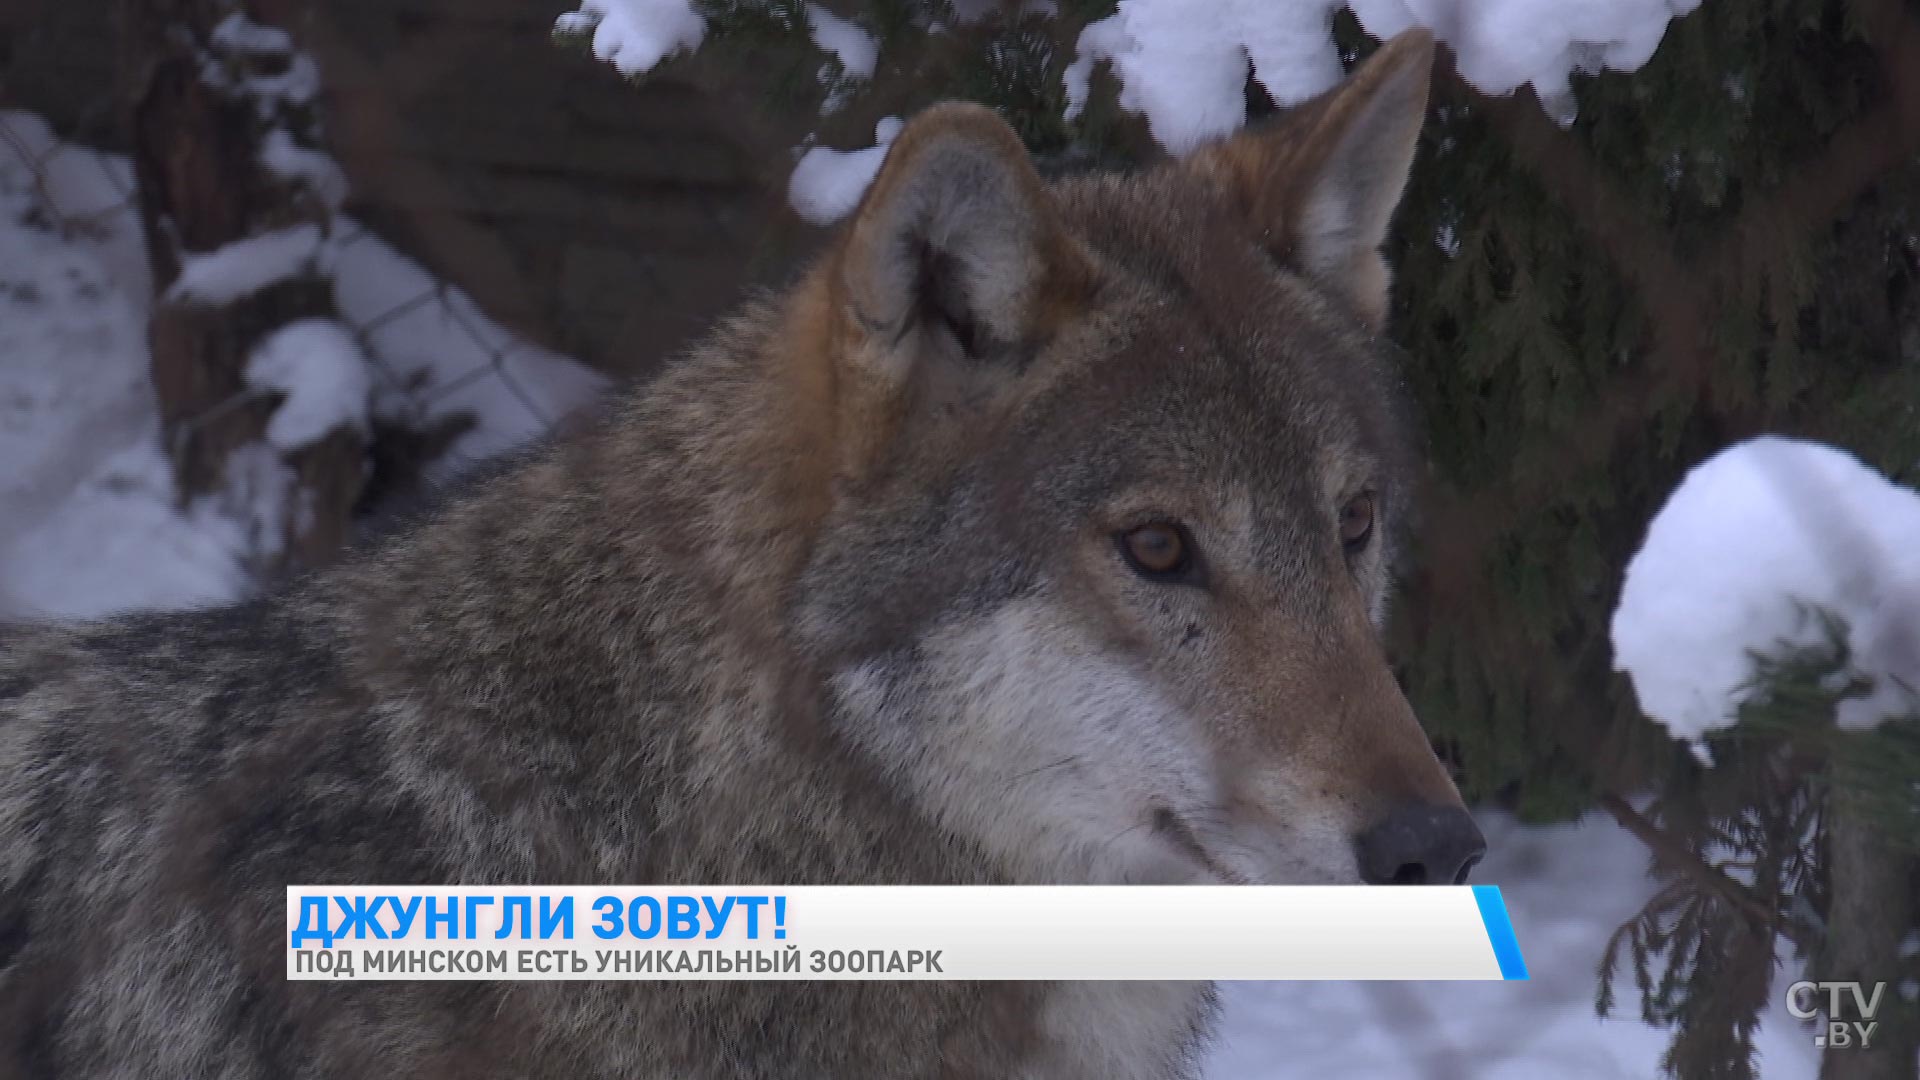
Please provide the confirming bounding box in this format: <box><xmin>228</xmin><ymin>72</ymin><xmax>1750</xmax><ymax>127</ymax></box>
<box><xmin>1063</xmin><ymin>0</ymin><xmax>1349</xmax><ymax>155</ymax></box>
<box><xmin>558</xmin><ymin>0</ymin><xmax>1707</xmax><ymax>171</ymax></box>
<box><xmin>1067</xmin><ymin>0</ymin><xmax>1700</xmax><ymax>150</ymax></box>
<box><xmin>808</xmin><ymin>4</ymin><xmax>877</xmax><ymax>81</ymax></box>
<box><xmin>555</xmin><ymin>0</ymin><xmax>707</xmax><ymax>76</ymax></box>
<box><xmin>1612</xmin><ymin>437</ymin><xmax>1920</xmax><ymax>756</ymax></box>
<box><xmin>1348</xmin><ymin>0</ymin><xmax>1702</xmax><ymax>123</ymax></box>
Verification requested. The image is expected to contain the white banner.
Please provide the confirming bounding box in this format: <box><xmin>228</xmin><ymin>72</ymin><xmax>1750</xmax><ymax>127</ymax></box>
<box><xmin>286</xmin><ymin>885</ymin><xmax>1528</xmax><ymax>982</ymax></box>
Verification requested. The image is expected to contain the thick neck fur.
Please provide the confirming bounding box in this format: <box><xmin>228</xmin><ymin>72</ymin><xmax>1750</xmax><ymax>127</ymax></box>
<box><xmin>313</xmin><ymin>269</ymin><xmax>965</xmax><ymax>888</ymax></box>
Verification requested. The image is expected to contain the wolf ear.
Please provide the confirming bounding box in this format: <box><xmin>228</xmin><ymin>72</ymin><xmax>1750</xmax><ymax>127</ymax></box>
<box><xmin>833</xmin><ymin>102</ymin><xmax>1092</xmax><ymax>373</ymax></box>
<box><xmin>1189</xmin><ymin>30</ymin><xmax>1434</xmax><ymax>327</ymax></box>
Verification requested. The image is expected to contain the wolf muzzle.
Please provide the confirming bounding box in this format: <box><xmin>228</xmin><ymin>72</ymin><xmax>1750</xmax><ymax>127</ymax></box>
<box><xmin>1354</xmin><ymin>803</ymin><xmax>1487</xmax><ymax>885</ymax></box>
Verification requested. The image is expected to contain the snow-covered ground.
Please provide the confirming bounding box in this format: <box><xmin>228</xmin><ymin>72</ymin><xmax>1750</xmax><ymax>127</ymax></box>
<box><xmin>0</xmin><ymin>110</ymin><xmax>1828</xmax><ymax>1077</ymax></box>
<box><xmin>1208</xmin><ymin>812</ymin><xmax>1820</xmax><ymax>1078</ymax></box>
<box><xmin>0</xmin><ymin>113</ymin><xmax>255</xmax><ymax>617</ymax></box>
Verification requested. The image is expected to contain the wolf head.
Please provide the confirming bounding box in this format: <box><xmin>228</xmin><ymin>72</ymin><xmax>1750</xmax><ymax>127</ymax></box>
<box><xmin>789</xmin><ymin>31</ymin><xmax>1481</xmax><ymax>887</ymax></box>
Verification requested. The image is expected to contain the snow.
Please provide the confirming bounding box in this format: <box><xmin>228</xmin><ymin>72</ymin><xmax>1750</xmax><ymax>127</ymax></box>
<box><xmin>0</xmin><ymin>138</ymin><xmax>228</xmax><ymax>614</ymax></box>
<box><xmin>809</xmin><ymin>5</ymin><xmax>878</xmax><ymax>81</ymax></box>
<box><xmin>1613</xmin><ymin>437</ymin><xmax>1920</xmax><ymax>753</ymax></box>
<box><xmin>1066</xmin><ymin>0</ymin><xmax>1703</xmax><ymax>151</ymax></box>
<box><xmin>556</xmin><ymin>0</ymin><xmax>707</xmax><ymax>77</ymax></box>
<box><xmin>1065</xmin><ymin>0</ymin><xmax>1347</xmax><ymax>155</ymax></box>
<box><xmin>808</xmin><ymin>3</ymin><xmax>879</xmax><ymax>112</ymax></box>
<box><xmin>13</xmin><ymin>99</ymin><xmax>604</xmax><ymax>476</ymax></box>
<box><xmin>0</xmin><ymin>130</ymin><xmax>262</xmax><ymax>618</ymax></box>
<box><xmin>210</xmin><ymin>10</ymin><xmax>294</xmax><ymax>55</ymax></box>
<box><xmin>244</xmin><ymin>319</ymin><xmax>373</xmax><ymax>451</ymax></box>
<box><xmin>1350</xmin><ymin>0</ymin><xmax>1703</xmax><ymax>124</ymax></box>
<box><xmin>329</xmin><ymin>228</ymin><xmax>610</xmax><ymax>477</ymax></box>
<box><xmin>1</xmin><ymin>113</ymin><xmax>607</xmax><ymax>618</ymax></box>
<box><xmin>559</xmin><ymin>0</ymin><xmax>1705</xmax><ymax>220</ymax></box>
<box><xmin>261</xmin><ymin>127</ymin><xmax>350</xmax><ymax>211</ymax></box>
<box><xmin>199</xmin><ymin>12</ymin><xmax>321</xmax><ymax>115</ymax></box>
<box><xmin>787</xmin><ymin>117</ymin><xmax>903</xmax><ymax>226</ymax></box>
<box><xmin>1</xmin><ymin>441</ymin><xmax>269</xmax><ymax>620</ymax></box>
<box><xmin>0</xmin><ymin>112</ymin><xmax>150</xmax><ymax>304</ymax></box>
<box><xmin>1207</xmin><ymin>810</ymin><xmax>1821</xmax><ymax>1079</ymax></box>
<box><xmin>166</xmin><ymin>223</ymin><xmax>327</xmax><ymax>306</ymax></box>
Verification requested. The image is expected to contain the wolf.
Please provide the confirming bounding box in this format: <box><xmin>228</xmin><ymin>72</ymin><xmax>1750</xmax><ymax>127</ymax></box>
<box><xmin>0</xmin><ymin>29</ymin><xmax>1480</xmax><ymax>1080</ymax></box>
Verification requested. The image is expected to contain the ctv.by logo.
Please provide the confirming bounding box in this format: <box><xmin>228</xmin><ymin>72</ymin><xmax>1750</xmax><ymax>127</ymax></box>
<box><xmin>1786</xmin><ymin>981</ymin><xmax>1885</xmax><ymax>1050</ymax></box>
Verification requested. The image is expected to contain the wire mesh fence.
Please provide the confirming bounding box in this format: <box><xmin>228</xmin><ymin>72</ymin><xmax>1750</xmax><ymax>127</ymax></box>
<box><xmin>0</xmin><ymin>96</ymin><xmax>627</xmax><ymax>607</ymax></box>
<box><xmin>0</xmin><ymin>112</ymin><xmax>141</xmax><ymax>238</ymax></box>
<box><xmin>331</xmin><ymin>222</ymin><xmax>563</xmax><ymax>443</ymax></box>
<box><xmin>5</xmin><ymin>106</ymin><xmax>600</xmax><ymax>474</ymax></box>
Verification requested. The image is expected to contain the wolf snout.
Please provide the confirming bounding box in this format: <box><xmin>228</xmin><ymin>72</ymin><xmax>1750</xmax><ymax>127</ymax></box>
<box><xmin>1354</xmin><ymin>803</ymin><xmax>1487</xmax><ymax>885</ymax></box>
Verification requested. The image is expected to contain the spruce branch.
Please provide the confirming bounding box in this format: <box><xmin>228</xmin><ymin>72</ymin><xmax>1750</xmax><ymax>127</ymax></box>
<box><xmin>1599</xmin><ymin>792</ymin><xmax>1798</xmax><ymax>949</ymax></box>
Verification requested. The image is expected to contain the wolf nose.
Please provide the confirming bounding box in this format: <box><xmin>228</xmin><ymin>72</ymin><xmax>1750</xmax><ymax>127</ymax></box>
<box><xmin>1355</xmin><ymin>804</ymin><xmax>1487</xmax><ymax>885</ymax></box>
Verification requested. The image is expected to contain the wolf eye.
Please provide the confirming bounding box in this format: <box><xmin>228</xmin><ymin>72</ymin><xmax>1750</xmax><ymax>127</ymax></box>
<box><xmin>1119</xmin><ymin>521</ymin><xmax>1193</xmax><ymax>580</ymax></box>
<box><xmin>1340</xmin><ymin>492</ymin><xmax>1376</xmax><ymax>556</ymax></box>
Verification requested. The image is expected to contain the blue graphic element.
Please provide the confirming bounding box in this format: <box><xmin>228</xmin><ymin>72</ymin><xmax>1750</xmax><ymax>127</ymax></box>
<box><xmin>1471</xmin><ymin>885</ymin><xmax>1529</xmax><ymax>980</ymax></box>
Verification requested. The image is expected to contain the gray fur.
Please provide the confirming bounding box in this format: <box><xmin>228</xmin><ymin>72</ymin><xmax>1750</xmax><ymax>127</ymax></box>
<box><xmin>0</xmin><ymin>32</ymin><xmax>1460</xmax><ymax>1080</ymax></box>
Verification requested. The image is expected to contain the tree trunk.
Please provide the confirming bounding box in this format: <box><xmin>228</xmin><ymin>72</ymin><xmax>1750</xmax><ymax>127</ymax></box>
<box><xmin>1817</xmin><ymin>795</ymin><xmax>1920</xmax><ymax>1080</ymax></box>
<box><xmin>122</xmin><ymin>0</ymin><xmax>365</xmax><ymax>574</ymax></box>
